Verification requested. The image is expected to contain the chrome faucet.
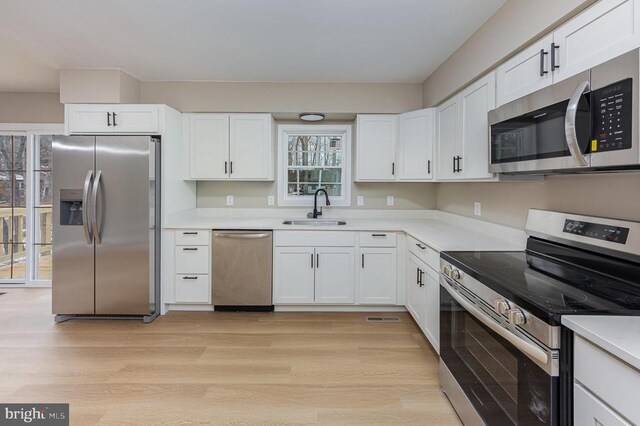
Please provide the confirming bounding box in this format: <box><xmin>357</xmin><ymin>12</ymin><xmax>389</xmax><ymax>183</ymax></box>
<box><xmin>308</xmin><ymin>188</ymin><xmax>330</xmax><ymax>219</ymax></box>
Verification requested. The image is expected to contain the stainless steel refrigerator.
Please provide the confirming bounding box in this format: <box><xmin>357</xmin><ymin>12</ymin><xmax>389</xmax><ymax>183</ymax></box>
<box><xmin>52</xmin><ymin>136</ymin><xmax>160</xmax><ymax>322</ymax></box>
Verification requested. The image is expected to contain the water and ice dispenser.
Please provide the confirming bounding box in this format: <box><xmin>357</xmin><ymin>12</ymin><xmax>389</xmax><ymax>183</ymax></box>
<box><xmin>59</xmin><ymin>189</ymin><xmax>84</xmax><ymax>226</ymax></box>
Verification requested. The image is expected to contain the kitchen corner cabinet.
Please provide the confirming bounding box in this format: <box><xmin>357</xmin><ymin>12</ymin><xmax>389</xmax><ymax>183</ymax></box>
<box><xmin>358</xmin><ymin>247</ymin><xmax>397</xmax><ymax>304</ymax></box>
<box><xmin>183</xmin><ymin>113</ymin><xmax>274</xmax><ymax>181</ymax></box>
<box><xmin>436</xmin><ymin>72</ymin><xmax>495</xmax><ymax>181</ymax></box>
<box><xmin>66</xmin><ymin>104</ymin><xmax>160</xmax><ymax>134</ymax></box>
<box><xmin>355</xmin><ymin>115</ymin><xmax>398</xmax><ymax>181</ymax></box>
<box><xmin>398</xmin><ymin>109</ymin><xmax>435</xmax><ymax>180</ymax></box>
<box><xmin>497</xmin><ymin>0</ymin><xmax>640</xmax><ymax>106</ymax></box>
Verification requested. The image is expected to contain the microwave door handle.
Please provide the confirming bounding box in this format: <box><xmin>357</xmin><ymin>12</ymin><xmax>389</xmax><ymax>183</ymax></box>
<box><xmin>565</xmin><ymin>80</ymin><xmax>590</xmax><ymax>167</ymax></box>
<box><xmin>442</xmin><ymin>278</ymin><xmax>549</xmax><ymax>366</ymax></box>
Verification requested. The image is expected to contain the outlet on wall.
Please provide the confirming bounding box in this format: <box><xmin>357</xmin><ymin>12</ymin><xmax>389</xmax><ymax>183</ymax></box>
<box><xmin>267</xmin><ymin>195</ymin><xmax>275</xmax><ymax>206</ymax></box>
<box><xmin>357</xmin><ymin>196</ymin><xmax>364</xmax><ymax>206</ymax></box>
<box><xmin>474</xmin><ymin>201</ymin><xmax>482</xmax><ymax>216</ymax></box>
<box><xmin>226</xmin><ymin>195</ymin><xmax>234</xmax><ymax>206</ymax></box>
<box><xmin>387</xmin><ymin>196</ymin><xmax>394</xmax><ymax>206</ymax></box>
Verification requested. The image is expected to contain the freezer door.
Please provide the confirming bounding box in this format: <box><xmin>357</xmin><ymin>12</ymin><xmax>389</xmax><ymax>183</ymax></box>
<box><xmin>94</xmin><ymin>136</ymin><xmax>157</xmax><ymax>315</ymax></box>
<box><xmin>52</xmin><ymin>136</ymin><xmax>96</xmax><ymax>314</ymax></box>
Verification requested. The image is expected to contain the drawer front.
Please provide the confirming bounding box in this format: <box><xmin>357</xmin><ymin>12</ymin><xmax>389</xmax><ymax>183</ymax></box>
<box><xmin>275</xmin><ymin>231</ymin><xmax>355</xmax><ymax>247</ymax></box>
<box><xmin>358</xmin><ymin>232</ymin><xmax>396</xmax><ymax>247</ymax></box>
<box><xmin>574</xmin><ymin>383</ymin><xmax>631</xmax><ymax>426</ymax></box>
<box><xmin>407</xmin><ymin>235</ymin><xmax>439</xmax><ymax>271</ymax></box>
<box><xmin>175</xmin><ymin>246</ymin><xmax>210</xmax><ymax>274</ymax></box>
<box><xmin>574</xmin><ymin>335</ymin><xmax>640</xmax><ymax>424</ymax></box>
<box><xmin>175</xmin><ymin>274</ymin><xmax>210</xmax><ymax>303</ymax></box>
<box><xmin>175</xmin><ymin>230</ymin><xmax>210</xmax><ymax>246</ymax></box>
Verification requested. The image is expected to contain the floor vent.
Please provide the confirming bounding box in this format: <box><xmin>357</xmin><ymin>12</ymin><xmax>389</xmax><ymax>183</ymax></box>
<box><xmin>366</xmin><ymin>316</ymin><xmax>401</xmax><ymax>323</ymax></box>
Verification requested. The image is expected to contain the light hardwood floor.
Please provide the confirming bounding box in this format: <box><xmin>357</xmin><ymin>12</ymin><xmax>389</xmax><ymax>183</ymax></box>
<box><xmin>0</xmin><ymin>289</ymin><xmax>461</xmax><ymax>425</ymax></box>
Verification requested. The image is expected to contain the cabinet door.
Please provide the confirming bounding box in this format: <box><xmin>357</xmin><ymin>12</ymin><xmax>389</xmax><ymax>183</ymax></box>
<box><xmin>356</xmin><ymin>115</ymin><xmax>397</xmax><ymax>181</ymax></box>
<box><xmin>406</xmin><ymin>253</ymin><xmax>425</xmax><ymax>327</ymax></box>
<box><xmin>423</xmin><ymin>268</ymin><xmax>440</xmax><ymax>354</ymax></box>
<box><xmin>436</xmin><ymin>96</ymin><xmax>459</xmax><ymax>180</ymax></box>
<box><xmin>459</xmin><ymin>72</ymin><xmax>495</xmax><ymax>180</ymax></box>
<box><xmin>358</xmin><ymin>248</ymin><xmax>397</xmax><ymax>304</ymax></box>
<box><xmin>229</xmin><ymin>114</ymin><xmax>273</xmax><ymax>180</ymax></box>
<box><xmin>273</xmin><ymin>247</ymin><xmax>315</xmax><ymax>304</ymax></box>
<box><xmin>189</xmin><ymin>114</ymin><xmax>229</xmax><ymax>179</ymax></box>
<box><xmin>553</xmin><ymin>0</ymin><xmax>640</xmax><ymax>83</ymax></box>
<box><xmin>496</xmin><ymin>34</ymin><xmax>553</xmax><ymax>106</ymax></box>
<box><xmin>574</xmin><ymin>383</ymin><xmax>632</xmax><ymax>426</ymax></box>
<box><xmin>66</xmin><ymin>104</ymin><xmax>113</xmax><ymax>133</ymax></box>
<box><xmin>398</xmin><ymin>109</ymin><xmax>434</xmax><ymax>180</ymax></box>
<box><xmin>111</xmin><ymin>105</ymin><xmax>160</xmax><ymax>133</ymax></box>
<box><xmin>314</xmin><ymin>247</ymin><xmax>355</xmax><ymax>304</ymax></box>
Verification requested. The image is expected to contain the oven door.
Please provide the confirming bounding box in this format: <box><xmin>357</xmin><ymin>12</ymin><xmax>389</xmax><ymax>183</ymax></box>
<box><xmin>489</xmin><ymin>71</ymin><xmax>591</xmax><ymax>173</ymax></box>
<box><xmin>440</xmin><ymin>276</ymin><xmax>558</xmax><ymax>425</ymax></box>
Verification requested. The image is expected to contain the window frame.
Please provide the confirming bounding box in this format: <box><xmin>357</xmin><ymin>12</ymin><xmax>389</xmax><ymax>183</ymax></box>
<box><xmin>277</xmin><ymin>124</ymin><xmax>352</xmax><ymax>207</ymax></box>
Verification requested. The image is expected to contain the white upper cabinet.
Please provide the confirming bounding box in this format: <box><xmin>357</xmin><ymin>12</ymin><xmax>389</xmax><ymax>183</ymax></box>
<box><xmin>553</xmin><ymin>0</ymin><xmax>640</xmax><ymax>83</ymax></box>
<box><xmin>183</xmin><ymin>113</ymin><xmax>274</xmax><ymax>181</ymax></box>
<box><xmin>496</xmin><ymin>35</ymin><xmax>554</xmax><ymax>106</ymax></box>
<box><xmin>66</xmin><ymin>104</ymin><xmax>160</xmax><ymax>134</ymax></box>
<box><xmin>497</xmin><ymin>0</ymin><xmax>640</xmax><ymax>106</ymax></box>
<box><xmin>398</xmin><ymin>108</ymin><xmax>435</xmax><ymax>180</ymax></box>
<box><xmin>189</xmin><ymin>114</ymin><xmax>229</xmax><ymax>180</ymax></box>
<box><xmin>458</xmin><ymin>72</ymin><xmax>495</xmax><ymax>179</ymax></box>
<box><xmin>229</xmin><ymin>114</ymin><xmax>274</xmax><ymax>180</ymax></box>
<box><xmin>356</xmin><ymin>115</ymin><xmax>397</xmax><ymax>181</ymax></box>
<box><xmin>436</xmin><ymin>96</ymin><xmax>460</xmax><ymax>180</ymax></box>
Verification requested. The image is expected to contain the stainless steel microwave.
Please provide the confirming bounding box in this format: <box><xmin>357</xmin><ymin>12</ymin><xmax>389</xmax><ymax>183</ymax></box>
<box><xmin>489</xmin><ymin>49</ymin><xmax>640</xmax><ymax>174</ymax></box>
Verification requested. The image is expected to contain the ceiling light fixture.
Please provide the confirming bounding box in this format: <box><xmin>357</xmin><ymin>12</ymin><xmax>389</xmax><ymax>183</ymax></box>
<box><xmin>299</xmin><ymin>113</ymin><xmax>325</xmax><ymax>122</ymax></box>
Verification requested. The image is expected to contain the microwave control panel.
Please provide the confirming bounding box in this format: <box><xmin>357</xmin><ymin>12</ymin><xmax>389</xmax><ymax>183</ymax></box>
<box><xmin>592</xmin><ymin>78</ymin><xmax>632</xmax><ymax>153</ymax></box>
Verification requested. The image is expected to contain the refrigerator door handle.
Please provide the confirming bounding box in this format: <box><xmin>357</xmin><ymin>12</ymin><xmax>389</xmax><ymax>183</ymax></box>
<box><xmin>82</xmin><ymin>170</ymin><xmax>93</xmax><ymax>244</ymax></box>
<box><xmin>91</xmin><ymin>170</ymin><xmax>103</xmax><ymax>244</ymax></box>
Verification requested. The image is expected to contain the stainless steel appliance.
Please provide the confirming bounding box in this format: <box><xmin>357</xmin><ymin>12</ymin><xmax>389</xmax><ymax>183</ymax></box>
<box><xmin>212</xmin><ymin>230</ymin><xmax>273</xmax><ymax>311</ymax></box>
<box><xmin>52</xmin><ymin>136</ymin><xmax>160</xmax><ymax>322</ymax></box>
<box><xmin>489</xmin><ymin>49</ymin><xmax>640</xmax><ymax>174</ymax></box>
<box><xmin>439</xmin><ymin>209</ymin><xmax>640</xmax><ymax>425</ymax></box>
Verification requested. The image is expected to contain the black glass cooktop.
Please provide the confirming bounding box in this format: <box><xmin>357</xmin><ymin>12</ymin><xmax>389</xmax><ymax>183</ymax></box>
<box><xmin>441</xmin><ymin>238</ymin><xmax>640</xmax><ymax>325</ymax></box>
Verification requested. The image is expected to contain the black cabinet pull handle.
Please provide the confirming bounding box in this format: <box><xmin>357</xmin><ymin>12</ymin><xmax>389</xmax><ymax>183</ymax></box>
<box><xmin>107</xmin><ymin>112</ymin><xmax>112</xmax><ymax>126</ymax></box>
<box><xmin>427</xmin><ymin>160</ymin><xmax>431</xmax><ymax>174</ymax></box>
<box><xmin>316</xmin><ymin>254</ymin><xmax>319</xmax><ymax>268</ymax></box>
<box><xmin>551</xmin><ymin>43</ymin><xmax>560</xmax><ymax>71</ymax></box>
<box><xmin>416</xmin><ymin>267</ymin><xmax>420</xmax><ymax>285</ymax></box>
<box><xmin>225</xmin><ymin>161</ymin><xmax>228</xmax><ymax>174</ymax></box>
<box><xmin>183</xmin><ymin>232</ymin><xmax>198</xmax><ymax>235</ymax></box>
<box><xmin>392</xmin><ymin>162</ymin><xmax>395</xmax><ymax>176</ymax></box>
<box><xmin>452</xmin><ymin>156</ymin><xmax>456</xmax><ymax>173</ymax></box>
<box><xmin>311</xmin><ymin>253</ymin><xmax>314</xmax><ymax>268</ymax></box>
<box><xmin>230</xmin><ymin>161</ymin><xmax>233</xmax><ymax>174</ymax></box>
<box><xmin>371</xmin><ymin>233</ymin><xmax>386</xmax><ymax>237</ymax></box>
<box><xmin>539</xmin><ymin>49</ymin><xmax>548</xmax><ymax>76</ymax></box>
<box><xmin>182</xmin><ymin>247</ymin><xmax>198</xmax><ymax>251</ymax></box>
<box><xmin>419</xmin><ymin>269</ymin><xmax>424</xmax><ymax>287</ymax></box>
<box><xmin>361</xmin><ymin>254</ymin><xmax>365</xmax><ymax>268</ymax></box>
<box><xmin>112</xmin><ymin>112</ymin><xmax>117</xmax><ymax>126</ymax></box>
<box><xmin>416</xmin><ymin>243</ymin><xmax>426</xmax><ymax>250</ymax></box>
<box><xmin>182</xmin><ymin>276</ymin><xmax>198</xmax><ymax>280</ymax></box>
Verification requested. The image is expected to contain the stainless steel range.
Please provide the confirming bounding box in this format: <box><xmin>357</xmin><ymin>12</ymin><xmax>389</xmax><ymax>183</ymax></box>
<box><xmin>439</xmin><ymin>209</ymin><xmax>640</xmax><ymax>425</ymax></box>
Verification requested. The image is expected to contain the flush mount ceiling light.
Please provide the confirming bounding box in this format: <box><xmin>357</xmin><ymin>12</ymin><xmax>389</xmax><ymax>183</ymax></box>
<box><xmin>299</xmin><ymin>113</ymin><xmax>325</xmax><ymax>122</ymax></box>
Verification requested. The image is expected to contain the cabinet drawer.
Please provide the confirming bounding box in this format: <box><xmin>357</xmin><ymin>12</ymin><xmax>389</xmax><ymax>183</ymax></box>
<box><xmin>275</xmin><ymin>231</ymin><xmax>355</xmax><ymax>247</ymax></box>
<box><xmin>358</xmin><ymin>232</ymin><xmax>396</xmax><ymax>247</ymax></box>
<box><xmin>175</xmin><ymin>275</ymin><xmax>210</xmax><ymax>303</ymax></box>
<box><xmin>574</xmin><ymin>335</ymin><xmax>640</xmax><ymax>424</ymax></box>
<box><xmin>175</xmin><ymin>246</ymin><xmax>210</xmax><ymax>274</ymax></box>
<box><xmin>574</xmin><ymin>383</ymin><xmax>631</xmax><ymax>426</ymax></box>
<box><xmin>407</xmin><ymin>235</ymin><xmax>439</xmax><ymax>271</ymax></box>
<box><xmin>175</xmin><ymin>230</ymin><xmax>210</xmax><ymax>246</ymax></box>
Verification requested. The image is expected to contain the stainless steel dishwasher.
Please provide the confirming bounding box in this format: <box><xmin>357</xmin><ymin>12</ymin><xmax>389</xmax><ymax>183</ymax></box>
<box><xmin>212</xmin><ymin>230</ymin><xmax>273</xmax><ymax>311</ymax></box>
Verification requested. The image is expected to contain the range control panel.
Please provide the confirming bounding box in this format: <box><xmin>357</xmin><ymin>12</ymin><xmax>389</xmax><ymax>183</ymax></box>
<box><xmin>591</xmin><ymin>78</ymin><xmax>632</xmax><ymax>153</ymax></box>
<box><xmin>563</xmin><ymin>219</ymin><xmax>629</xmax><ymax>244</ymax></box>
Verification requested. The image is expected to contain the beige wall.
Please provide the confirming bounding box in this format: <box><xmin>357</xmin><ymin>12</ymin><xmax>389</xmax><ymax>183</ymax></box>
<box><xmin>141</xmin><ymin>81</ymin><xmax>422</xmax><ymax>114</ymax></box>
<box><xmin>0</xmin><ymin>92</ymin><xmax>63</xmax><ymax>123</ymax></box>
<box><xmin>437</xmin><ymin>174</ymin><xmax>640</xmax><ymax>229</ymax></box>
<box><xmin>421</xmin><ymin>0</ymin><xmax>594</xmax><ymax>107</ymax></box>
<box><xmin>59</xmin><ymin>69</ymin><xmax>140</xmax><ymax>104</ymax></box>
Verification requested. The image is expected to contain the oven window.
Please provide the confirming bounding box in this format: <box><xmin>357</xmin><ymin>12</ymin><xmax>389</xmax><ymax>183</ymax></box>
<box><xmin>490</xmin><ymin>97</ymin><xmax>590</xmax><ymax>164</ymax></box>
<box><xmin>440</xmin><ymin>281</ymin><xmax>558</xmax><ymax>425</ymax></box>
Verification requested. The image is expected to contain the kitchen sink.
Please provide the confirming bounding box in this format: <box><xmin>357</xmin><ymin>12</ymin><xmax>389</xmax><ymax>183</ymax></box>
<box><xmin>282</xmin><ymin>219</ymin><xmax>347</xmax><ymax>226</ymax></box>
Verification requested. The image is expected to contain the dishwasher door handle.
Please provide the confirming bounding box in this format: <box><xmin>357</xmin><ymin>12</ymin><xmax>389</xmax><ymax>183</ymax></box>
<box><xmin>213</xmin><ymin>232</ymin><xmax>271</xmax><ymax>239</ymax></box>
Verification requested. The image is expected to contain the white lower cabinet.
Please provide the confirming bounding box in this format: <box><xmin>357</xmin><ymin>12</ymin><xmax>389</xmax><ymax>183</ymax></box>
<box><xmin>406</xmin><ymin>253</ymin><xmax>426</xmax><ymax>328</ymax></box>
<box><xmin>175</xmin><ymin>275</ymin><xmax>210</xmax><ymax>304</ymax></box>
<box><xmin>273</xmin><ymin>247</ymin><xmax>316</xmax><ymax>304</ymax></box>
<box><xmin>358</xmin><ymin>247</ymin><xmax>397</xmax><ymax>304</ymax></box>
<box><xmin>315</xmin><ymin>247</ymin><xmax>355</xmax><ymax>304</ymax></box>
<box><xmin>173</xmin><ymin>229</ymin><xmax>211</xmax><ymax>304</ymax></box>
<box><xmin>574</xmin><ymin>383</ymin><xmax>631</xmax><ymax>426</ymax></box>
<box><xmin>423</xmin><ymin>267</ymin><xmax>440</xmax><ymax>353</ymax></box>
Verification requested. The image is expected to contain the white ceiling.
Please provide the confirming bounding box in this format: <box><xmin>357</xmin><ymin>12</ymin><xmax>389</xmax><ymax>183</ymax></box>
<box><xmin>0</xmin><ymin>0</ymin><xmax>506</xmax><ymax>93</ymax></box>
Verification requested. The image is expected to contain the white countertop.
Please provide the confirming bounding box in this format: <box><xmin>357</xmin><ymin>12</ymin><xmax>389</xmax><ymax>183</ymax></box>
<box><xmin>164</xmin><ymin>208</ymin><xmax>526</xmax><ymax>252</ymax></box>
<box><xmin>562</xmin><ymin>316</ymin><xmax>640</xmax><ymax>371</ymax></box>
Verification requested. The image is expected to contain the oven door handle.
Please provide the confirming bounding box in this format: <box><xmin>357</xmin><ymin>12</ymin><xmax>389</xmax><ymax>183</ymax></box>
<box><xmin>443</xmin><ymin>281</ymin><xmax>549</xmax><ymax>365</ymax></box>
<box><xmin>564</xmin><ymin>80</ymin><xmax>590</xmax><ymax>167</ymax></box>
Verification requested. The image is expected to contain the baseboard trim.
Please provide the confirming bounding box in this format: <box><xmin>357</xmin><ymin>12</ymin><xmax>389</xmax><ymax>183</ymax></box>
<box><xmin>274</xmin><ymin>305</ymin><xmax>407</xmax><ymax>312</ymax></box>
